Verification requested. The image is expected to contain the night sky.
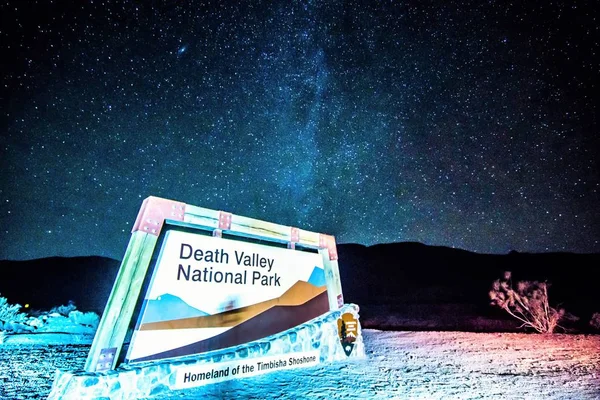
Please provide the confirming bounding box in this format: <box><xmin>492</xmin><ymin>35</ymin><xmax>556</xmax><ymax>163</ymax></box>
<box><xmin>1</xmin><ymin>0</ymin><xmax>598</xmax><ymax>261</ymax></box>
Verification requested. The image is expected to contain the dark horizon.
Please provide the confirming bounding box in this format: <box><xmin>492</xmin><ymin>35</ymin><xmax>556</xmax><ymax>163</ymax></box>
<box><xmin>2</xmin><ymin>240</ymin><xmax>598</xmax><ymax>334</ymax></box>
<box><xmin>1</xmin><ymin>1</ymin><xmax>598</xmax><ymax>261</ymax></box>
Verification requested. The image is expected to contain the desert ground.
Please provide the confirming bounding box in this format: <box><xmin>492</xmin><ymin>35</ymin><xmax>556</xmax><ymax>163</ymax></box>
<box><xmin>1</xmin><ymin>329</ymin><xmax>599</xmax><ymax>399</ymax></box>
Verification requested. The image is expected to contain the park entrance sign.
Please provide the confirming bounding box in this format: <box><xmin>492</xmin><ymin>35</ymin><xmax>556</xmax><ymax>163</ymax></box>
<box><xmin>86</xmin><ymin>195</ymin><xmax>343</xmax><ymax>370</ymax></box>
<box><xmin>125</xmin><ymin>229</ymin><xmax>332</xmax><ymax>363</ymax></box>
<box><xmin>49</xmin><ymin>196</ymin><xmax>364</xmax><ymax>398</ymax></box>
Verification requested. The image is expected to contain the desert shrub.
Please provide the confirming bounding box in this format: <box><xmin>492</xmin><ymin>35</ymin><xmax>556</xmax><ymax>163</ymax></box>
<box><xmin>69</xmin><ymin>311</ymin><xmax>100</xmax><ymax>329</ymax></box>
<box><xmin>0</xmin><ymin>295</ymin><xmax>26</xmax><ymax>324</ymax></box>
<box><xmin>50</xmin><ymin>301</ymin><xmax>77</xmax><ymax>317</ymax></box>
<box><xmin>489</xmin><ymin>271</ymin><xmax>565</xmax><ymax>333</ymax></box>
<box><xmin>27</xmin><ymin>308</ymin><xmax>45</xmax><ymax>318</ymax></box>
<box><xmin>590</xmin><ymin>313</ymin><xmax>600</xmax><ymax>331</ymax></box>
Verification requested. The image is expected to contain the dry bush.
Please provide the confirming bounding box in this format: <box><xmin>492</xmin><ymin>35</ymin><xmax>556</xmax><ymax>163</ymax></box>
<box><xmin>489</xmin><ymin>271</ymin><xmax>565</xmax><ymax>333</ymax></box>
<box><xmin>590</xmin><ymin>313</ymin><xmax>600</xmax><ymax>331</ymax></box>
<box><xmin>0</xmin><ymin>294</ymin><xmax>26</xmax><ymax>324</ymax></box>
<box><xmin>69</xmin><ymin>310</ymin><xmax>100</xmax><ymax>329</ymax></box>
<box><xmin>50</xmin><ymin>300</ymin><xmax>77</xmax><ymax>317</ymax></box>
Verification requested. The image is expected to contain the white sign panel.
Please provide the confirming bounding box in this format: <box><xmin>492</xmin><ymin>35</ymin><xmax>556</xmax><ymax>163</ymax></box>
<box><xmin>126</xmin><ymin>230</ymin><xmax>329</xmax><ymax>362</ymax></box>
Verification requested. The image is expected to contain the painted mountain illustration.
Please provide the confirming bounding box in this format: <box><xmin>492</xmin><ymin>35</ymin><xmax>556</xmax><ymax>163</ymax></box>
<box><xmin>141</xmin><ymin>293</ymin><xmax>209</xmax><ymax>324</ymax></box>
<box><xmin>307</xmin><ymin>266</ymin><xmax>326</xmax><ymax>287</ymax></box>
<box><xmin>133</xmin><ymin>284</ymin><xmax>330</xmax><ymax>362</ymax></box>
<box><xmin>140</xmin><ymin>280</ymin><xmax>327</xmax><ymax>331</ymax></box>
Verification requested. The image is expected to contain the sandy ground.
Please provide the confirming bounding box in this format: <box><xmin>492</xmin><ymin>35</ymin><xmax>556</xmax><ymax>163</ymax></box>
<box><xmin>358</xmin><ymin>330</ymin><xmax>600</xmax><ymax>399</ymax></box>
<box><xmin>171</xmin><ymin>329</ymin><xmax>600</xmax><ymax>400</ymax></box>
<box><xmin>1</xmin><ymin>330</ymin><xmax>599</xmax><ymax>399</ymax></box>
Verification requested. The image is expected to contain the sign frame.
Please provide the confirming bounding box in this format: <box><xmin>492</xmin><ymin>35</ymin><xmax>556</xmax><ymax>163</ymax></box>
<box><xmin>85</xmin><ymin>196</ymin><xmax>344</xmax><ymax>372</ymax></box>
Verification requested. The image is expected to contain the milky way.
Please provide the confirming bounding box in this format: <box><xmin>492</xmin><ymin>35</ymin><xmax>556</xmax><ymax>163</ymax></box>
<box><xmin>1</xmin><ymin>1</ymin><xmax>598</xmax><ymax>260</ymax></box>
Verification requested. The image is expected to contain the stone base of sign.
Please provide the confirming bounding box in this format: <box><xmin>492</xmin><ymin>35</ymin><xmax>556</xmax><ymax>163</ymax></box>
<box><xmin>48</xmin><ymin>304</ymin><xmax>364</xmax><ymax>400</ymax></box>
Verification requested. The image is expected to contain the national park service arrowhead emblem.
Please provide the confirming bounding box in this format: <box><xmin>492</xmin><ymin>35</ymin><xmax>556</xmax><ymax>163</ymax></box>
<box><xmin>337</xmin><ymin>312</ymin><xmax>358</xmax><ymax>356</ymax></box>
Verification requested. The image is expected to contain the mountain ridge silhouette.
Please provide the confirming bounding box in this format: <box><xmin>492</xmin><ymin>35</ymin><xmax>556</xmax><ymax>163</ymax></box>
<box><xmin>1</xmin><ymin>243</ymin><xmax>598</xmax><ymax>331</ymax></box>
